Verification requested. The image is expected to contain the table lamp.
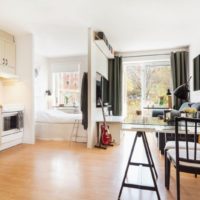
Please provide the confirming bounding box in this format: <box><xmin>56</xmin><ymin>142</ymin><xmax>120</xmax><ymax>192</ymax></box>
<box><xmin>173</xmin><ymin>76</ymin><xmax>191</xmax><ymax>101</ymax></box>
<box><xmin>174</xmin><ymin>84</ymin><xmax>189</xmax><ymax>100</ymax></box>
<box><xmin>166</xmin><ymin>89</ymin><xmax>172</xmax><ymax>108</ymax></box>
<box><xmin>45</xmin><ymin>90</ymin><xmax>52</xmax><ymax>109</ymax></box>
<box><xmin>45</xmin><ymin>90</ymin><xmax>51</xmax><ymax>96</ymax></box>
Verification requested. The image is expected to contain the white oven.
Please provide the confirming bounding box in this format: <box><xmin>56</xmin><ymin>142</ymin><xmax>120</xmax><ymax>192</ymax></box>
<box><xmin>2</xmin><ymin>110</ymin><xmax>24</xmax><ymax>137</ymax></box>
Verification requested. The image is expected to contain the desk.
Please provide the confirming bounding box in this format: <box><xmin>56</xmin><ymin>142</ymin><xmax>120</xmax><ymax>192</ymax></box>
<box><xmin>118</xmin><ymin>125</ymin><xmax>161</xmax><ymax>200</ymax></box>
<box><xmin>119</xmin><ymin>116</ymin><xmax>199</xmax><ymax>199</ymax></box>
<box><xmin>96</xmin><ymin>116</ymin><xmax>124</xmax><ymax>146</ymax></box>
<box><xmin>118</xmin><ymin>117</ymin><xmax>174</xmax><ymax>200</ymax></box>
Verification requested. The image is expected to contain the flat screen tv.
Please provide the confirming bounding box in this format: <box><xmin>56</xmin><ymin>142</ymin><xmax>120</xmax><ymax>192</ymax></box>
<box><xmin>101</xmin><ymin>76</ymin><xmax>109</xmax><ymax>105</ymax></box>
<box><xmin>96</xmin><ymin>74</ymin><xmax>109</xmax><ymax>107</ymax></box>
<box><xmin>193</xmin><ymin>55</ymin><xmax>200</xmax><ymax>91</ymax></box>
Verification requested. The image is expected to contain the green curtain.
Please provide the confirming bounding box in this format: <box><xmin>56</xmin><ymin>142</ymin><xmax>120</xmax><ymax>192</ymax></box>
<box><xmin>108</xmin><ymin>56</ymin><xmax>122</xmax><ymax>115</ymax></box>
<box><xmin>171</xmin><ymin>51</ymin><xmax>189</xmax><ymax>109</ymax></box>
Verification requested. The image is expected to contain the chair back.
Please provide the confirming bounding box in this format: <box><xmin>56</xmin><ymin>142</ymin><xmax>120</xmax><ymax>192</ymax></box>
<box><xmin>175</xmin><ymin>117</ymin><xmax>200</xmax><ymax>171</ymax></box>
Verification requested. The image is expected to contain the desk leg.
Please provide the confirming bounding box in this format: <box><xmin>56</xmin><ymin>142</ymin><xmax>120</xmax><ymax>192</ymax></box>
<box><xmin>118</xmin><ymin>131</ymin><xmax>139</xmax><ymax>199</ymax></box>
<box><xmin>118</xmin><ymin>131</ymin><xmax>160</xmax><ymax>200</ymax></box>
<box><xmin>141</xmin><ymin>132</ymin><xmax>160</xmax><ymax>200</ymax></box>
<box><xmin>143</xmin><ymin>132</ymin><xmax>158</xmax><ymax>178</ymax></box>
<box><xmin>158</xmin><ymin>132</ymin><xmax>165</xmax><ymax>155</ymax></box>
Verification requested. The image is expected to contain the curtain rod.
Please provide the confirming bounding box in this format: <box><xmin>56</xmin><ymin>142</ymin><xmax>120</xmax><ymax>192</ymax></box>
<box><xmin>116</xmin><ymin>47</ymin><xmax>189</xmax><ymax>58</ymax></box>
<box><xmin>121</xmin><ymin>53</ymin><xmax>170</xmax><ymax>58</ymax></box>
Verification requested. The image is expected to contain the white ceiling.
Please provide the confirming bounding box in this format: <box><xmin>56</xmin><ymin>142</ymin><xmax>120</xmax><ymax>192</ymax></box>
<box><xmin>0</xmin><ymin>0</ymin><xmax>199</xmax><ymax>57</ymax></box>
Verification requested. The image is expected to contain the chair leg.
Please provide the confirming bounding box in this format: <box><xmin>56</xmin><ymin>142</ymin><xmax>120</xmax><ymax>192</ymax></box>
<box><xmin>165</xmin><ymin>151</ymin><xmax>171</xmax><ymax>190</ymax></box>
<box><xmin>176</xmin><ymin>168</ymin><xmax>180</xmax><ymax>200</ymax></box>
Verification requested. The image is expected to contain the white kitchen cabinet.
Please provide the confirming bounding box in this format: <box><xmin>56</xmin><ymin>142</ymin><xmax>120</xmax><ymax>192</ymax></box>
<box><xmin>0</xmin><ymin>39</ymin><xmax>4</xmax><ymax>67</ymax></box>
<box><xmin>0</xmin><ymin>30</ymin><xmax>16</xmax><ymax>75</ymax></box>
<box><xmin>5</xmin><ymin>40</ymin><xmax>16</xmax><ymax>68</ymax></box>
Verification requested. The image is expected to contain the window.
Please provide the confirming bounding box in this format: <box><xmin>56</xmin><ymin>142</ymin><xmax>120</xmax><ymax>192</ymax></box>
<box><xmin>52</xmin><ymin>70</ymin><xmax>80</xmax><ymax>106</ymax></box>
<box><xmin>123</xmin><ymin>57</ymin><xmax>172</xmax><ymax>120</ymax></box>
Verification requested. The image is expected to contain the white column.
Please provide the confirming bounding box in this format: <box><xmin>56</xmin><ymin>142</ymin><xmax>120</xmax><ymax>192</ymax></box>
<box><xmin>141</xmin><ymin>65</ymin><xmax>146</xmax><ymax>112</ymax></box>
<box><xmin>87</xmin><ymin>28</ymin><xmax>96</xmax><ymax>148</ymax></box>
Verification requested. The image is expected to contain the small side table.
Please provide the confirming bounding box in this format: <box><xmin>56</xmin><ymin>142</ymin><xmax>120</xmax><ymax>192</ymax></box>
<box><xmin>143</xmin><ymin>106</ymin><xmax>170</xmax><ymax>118</ymax></box>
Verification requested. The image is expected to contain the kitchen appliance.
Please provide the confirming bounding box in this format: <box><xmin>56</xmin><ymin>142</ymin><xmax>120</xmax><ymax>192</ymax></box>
<box><xmin>1</xmin><ymin>105</ymin><xmax>24</xmax><ymax>137</ymax></box>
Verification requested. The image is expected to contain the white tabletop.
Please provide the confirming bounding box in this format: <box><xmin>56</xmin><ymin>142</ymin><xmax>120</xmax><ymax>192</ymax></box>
<box><xmin>122</xmin><ymin>124</ymin><xmax>197</xmax><ymax>134</ymax></box>
<box><xmin>96</xmin><ymin>115</ymin><xmax>125</xmax><ymax>123</ymax></box>
<box><xmin>122</xmin><ymin>124</ymin><xmax>165</xmax><ymax>132</ymax></box>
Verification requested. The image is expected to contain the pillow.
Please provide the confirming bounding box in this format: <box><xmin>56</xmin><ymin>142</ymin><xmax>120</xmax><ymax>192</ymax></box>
<box><xmin>152</xmin><ymin>109</ymin><xmax>164</xmax><ymax>117</ymax></box>
<box><xmin>179</xmin><ymin>102</ymin><xmax>191</xmax><ymax>111</ymax></box>
<box><xmin>191</xmin><ymin>103</ymin><xmax>200</xmax><ymax>111</ymax></box>
<box><xmin>170</xmin><ymin>110</ymin><xmax>181</xmax><ymax>120</ymax></box>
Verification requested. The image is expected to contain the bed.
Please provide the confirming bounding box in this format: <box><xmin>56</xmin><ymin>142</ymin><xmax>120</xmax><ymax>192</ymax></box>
<box><xmin>35</xmin><ymin>109</ymin><xmax>87</xmax><ymax>142</ymax></box>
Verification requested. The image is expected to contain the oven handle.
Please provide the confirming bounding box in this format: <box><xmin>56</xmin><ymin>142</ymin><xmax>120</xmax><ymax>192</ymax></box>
<box><xmin>2</xmin><ymin>112</ymin><xmax>19</xmax><ymax>117</ymax></box>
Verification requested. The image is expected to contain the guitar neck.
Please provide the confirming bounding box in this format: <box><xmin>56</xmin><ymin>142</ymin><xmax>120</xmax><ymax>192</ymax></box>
<box><xmin>99</xmin><ymin>98</ymin><xmax>107</xmax><ymax>126</ymax></box>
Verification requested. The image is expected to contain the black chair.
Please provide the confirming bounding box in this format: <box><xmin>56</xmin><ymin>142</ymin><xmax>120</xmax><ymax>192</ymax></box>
<box><xmin>165</xmin><ymin>117</ymin><xmax>200</xmax><ymax>200</ymax></box>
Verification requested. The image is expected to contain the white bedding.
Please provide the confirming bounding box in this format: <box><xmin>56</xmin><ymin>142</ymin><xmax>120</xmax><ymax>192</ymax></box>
<box><xmin>36</xmin><ymin>109</ymin><xmax>82</xmax><ymax>123</ymax></box>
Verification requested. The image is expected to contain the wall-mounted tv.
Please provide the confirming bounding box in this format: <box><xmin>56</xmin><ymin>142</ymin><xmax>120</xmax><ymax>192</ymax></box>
<box><xmin>96</xmin><ymin>73</ymin><xmax>109</xmax><ymax>107</ymax></box>
<box><xmin>193</xmin><ymin>55</ymin><xmax>200</xmax><ymax>91</ymax></box>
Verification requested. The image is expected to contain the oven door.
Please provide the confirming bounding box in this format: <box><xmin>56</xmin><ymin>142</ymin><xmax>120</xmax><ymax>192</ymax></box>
<box><xmin>2</xmin><ymin>112</ymin><xmax>20</xmax><ymax>136</ymax></box>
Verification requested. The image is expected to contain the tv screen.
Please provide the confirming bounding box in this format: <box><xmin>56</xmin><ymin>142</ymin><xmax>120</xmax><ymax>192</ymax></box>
<box><xmin>96</xmin><ymin>74</ymin><xmax>109</xmax><ymax>107</ymax></box>
<box><xmin>193</xmin><ymin>55</ymin><xmax>200</xmax><ymax>91</ymax></box>
<box><xmin>96</xmin><ymin>80</ymin><xmax>102</xmax><ymax>107</ymax></box>
<box><xmin>101</xmin><ymin>77</ymin><xmax>109</xmax><ymax>105</ymax></box>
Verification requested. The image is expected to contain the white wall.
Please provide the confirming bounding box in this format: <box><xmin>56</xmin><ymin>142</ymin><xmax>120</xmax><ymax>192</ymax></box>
<box><xmin>34</xmin><ymin>55</ymin><xmax>49</xmax><ymax>112</ymax></box>
<box><xmin>2</xmin><ymin>34</ymin><xmax>35</xmax><ymax>144</ymax></box>
<box><xmin>87</xmin><ymin>28</ymin><xmax>108</xmax><ymax>148</ymax></box>
<box><xmin>94</xmin><ymin>44</ymin><xmax>109</xmax><ymax>119</ymax></box>
<box><xmin>48</xmin><ymin>55</ymin><xmax>88</xmax><ymax>92</ymax></box>
<box><xmin>34</xmin><ymin>55</ymin><xmax>87</xmax><ymax>111</ymax></box>
<box><xmin>94</xmin><ymin>46</ymin><xmax>108</xmax><ymax>78</ymax></box>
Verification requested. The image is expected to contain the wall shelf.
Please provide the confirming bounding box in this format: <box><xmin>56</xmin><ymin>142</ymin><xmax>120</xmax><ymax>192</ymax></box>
<box><xmin>95</xmin><ymin>39</ymin><xmax>114</xmax><ymax>59</ymax></box>
<box><xmin>94</xmin><ymin>32</ymin><xmax>114</xmax><ymax>59</ymax></box>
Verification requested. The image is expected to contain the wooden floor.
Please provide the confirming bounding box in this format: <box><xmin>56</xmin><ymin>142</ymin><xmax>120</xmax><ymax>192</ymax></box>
<box><xmin>0</xmin><ymin>132</ymin><xmax>200</xmax><ymax>200</ymax></box>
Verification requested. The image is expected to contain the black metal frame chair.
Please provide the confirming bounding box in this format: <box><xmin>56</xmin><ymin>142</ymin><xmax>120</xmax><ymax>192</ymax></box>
<box><xmin>165</xmin><ymin>117</ymin><xmax>200</xmax><ymax>200</ymax></box>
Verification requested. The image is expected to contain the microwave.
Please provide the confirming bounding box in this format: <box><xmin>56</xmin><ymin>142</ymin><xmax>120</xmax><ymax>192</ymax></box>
<box><xmin>2</xmin><ymin>111</ymin><xmax>24</xmax><ymax>136</ymax></box>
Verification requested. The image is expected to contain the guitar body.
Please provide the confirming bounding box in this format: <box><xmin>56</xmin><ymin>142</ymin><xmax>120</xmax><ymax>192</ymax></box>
<box><xmin>101</xmin><ymin>124</ymin><xmax>112</xmax><ymax>145</ymax></box>
<box><xmin>97</xmin><ymin>97</ymin><xmax>113</xmax><ymax>147</ymax></box>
